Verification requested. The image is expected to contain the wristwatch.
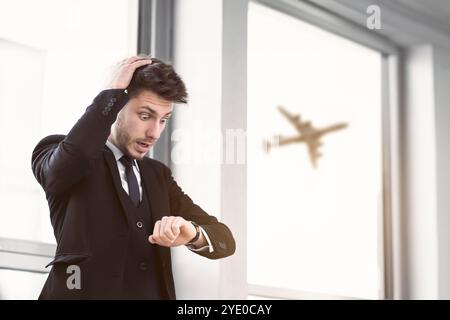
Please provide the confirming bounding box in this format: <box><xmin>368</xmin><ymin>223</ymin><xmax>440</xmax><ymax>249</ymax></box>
<box><xmin>186</xmin><ymin>221</ymin><xmax>200</xmax><ymax>245</ymax></box>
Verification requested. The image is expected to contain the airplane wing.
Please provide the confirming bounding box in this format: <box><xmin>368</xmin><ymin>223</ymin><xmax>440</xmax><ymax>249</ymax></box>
<box><xmin>315</xmin><ymin>123</ymin><xmax>348</xmax><ymax>137</ymax></box>
<box><xmin>277</xmin><ymin>105</ymin><xmax>311</xmax><ymax>135</ymax></box>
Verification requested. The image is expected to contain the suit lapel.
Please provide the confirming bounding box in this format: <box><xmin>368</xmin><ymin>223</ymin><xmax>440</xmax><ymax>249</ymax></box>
<box><xmin>136</xmin><ymin>159</ymin><xmax>166</xmax><ymax>225</ymax></box>
<box><xmin>103</xmin><ymin>146</ymin><xmax>131</xmax><ymax>224</ymax></box>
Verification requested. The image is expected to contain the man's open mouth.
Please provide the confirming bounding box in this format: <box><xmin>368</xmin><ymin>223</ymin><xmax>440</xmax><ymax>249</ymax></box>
<box><xmin>137</xmin><ymin>141</ymin><xmax>150</xmax><ymax>147</ymax></box>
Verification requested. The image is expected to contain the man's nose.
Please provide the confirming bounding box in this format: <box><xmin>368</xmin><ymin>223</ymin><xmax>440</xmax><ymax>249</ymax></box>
<box><xmin>146</xmin><ymin>121</ymin><xmax>161</xmax><ymax>140</ymax></box>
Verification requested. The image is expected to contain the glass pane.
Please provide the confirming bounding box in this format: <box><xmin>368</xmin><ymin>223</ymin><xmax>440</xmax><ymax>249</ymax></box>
<box><xmin>247</xmin><ymin>3</ymin><xmax>383</xmax><ymax>299</ymax></box>
<box><xmin>0</xmin><ymin>0</ymin><xmax>138</xmax><ymax>243</ymax></box>
<box><xmin>0</xmin><ymin>269</ymin><xmax>47</xmax><ymax>300</ymax></box>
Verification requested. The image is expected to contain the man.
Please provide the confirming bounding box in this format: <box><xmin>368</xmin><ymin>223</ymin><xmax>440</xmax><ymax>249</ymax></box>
<box><xmin>31</xmin><ymin>56</ymin><xmax>235</xmax><ymax>299</ymax></box>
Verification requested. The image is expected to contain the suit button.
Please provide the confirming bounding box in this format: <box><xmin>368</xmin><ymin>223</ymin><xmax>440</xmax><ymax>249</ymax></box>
<box><xmin>139</xmin><ymin>262</ymin><xmax>148</xmax><ymax>271</ymax></box>
<box><xmin>102</xmin><ymin>110</ymin><xmax>108</xmax><ymax>116</ymax></box>
<box><xmin>136</xmin><ymin>221</ymin><xmax>143</xmax><ymax>228</ymax></box>
<box><xmin>107</xmin><ymin>102</ymin><xmax>114</xmax><ymax>107</ymax></box>
<box><xmin>111</xmin><ymin>97</ymin><xmax>117</xmax><ymax>102</ymax></box>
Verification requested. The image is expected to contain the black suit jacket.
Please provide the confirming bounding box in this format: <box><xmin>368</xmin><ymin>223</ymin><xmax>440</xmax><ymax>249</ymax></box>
<box><xmin>31</xmin><ymin>89</ymin><xmax>235</xmax><ymax>299</ymax></box>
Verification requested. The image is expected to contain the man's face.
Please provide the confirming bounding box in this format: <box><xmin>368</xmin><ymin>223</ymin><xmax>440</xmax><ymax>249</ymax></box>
<box><xmin>110</xmin><ymin>90</ymin><xmax>173</xmax><ymax>160</ymax></box>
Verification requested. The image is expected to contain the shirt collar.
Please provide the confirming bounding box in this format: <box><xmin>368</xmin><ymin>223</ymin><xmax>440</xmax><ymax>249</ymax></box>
<box><xmin>105</xmin><ymin>139</ymin><xmax>124</xmax><ymax>161</ymax></box>
<box><xmin>105</xmin><ymin>139</ymin><xmax>139</xmax><ymax>169</ymax></box>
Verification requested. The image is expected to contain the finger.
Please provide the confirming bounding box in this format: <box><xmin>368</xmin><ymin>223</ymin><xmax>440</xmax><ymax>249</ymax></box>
<box><xmin>148</xmin><ymin>234</ymin><xmax>154</xmax><ymax>244</ymax></box>
<box><xmin>151</xmin><ymin>220</ymin><xmax>161</xmax><ymax>244</ymax></box>
<box><xmin>125</xmin><ymin>55</ymin><xmax>145</xmax><ymax>64</ymax></box>
<box><xmin>159</xmin><ymin>217</ymin><xmax>170</xmax><ymax>243</ymax></box>
<box><xmin>129</xmin><ymin>59</ymin><xmax>153</xmax><ymax>70</ymax></box>
<box><xmin>163</xmin><ymin>217</ymin><xmax>177</xmax><ymax>241</ymax></box>
<box><xmin>127</xmin><ymin>56</ymin><xmax>151</xmax><ymax>66</ymax></box>
<box><xmin>171</xmin><ymin>217</ymin><xmax>182</xmax><ymax>237</ymax></box>
<box><xmin>158</xmin><ymin>217</ymin><xmax>167</xmax><ymax>241</ymax></box>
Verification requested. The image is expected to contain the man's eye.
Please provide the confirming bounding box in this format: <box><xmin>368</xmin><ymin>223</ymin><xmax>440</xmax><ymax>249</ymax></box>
<box><xmin>140</xmin><ymin>113</ymin><xmax>150</xmax><ymax>120</ymax></box>
<box><xmin>161</xmin><ymin>118</ymin><xmax>169</xmax><ymax>124</ymax></box>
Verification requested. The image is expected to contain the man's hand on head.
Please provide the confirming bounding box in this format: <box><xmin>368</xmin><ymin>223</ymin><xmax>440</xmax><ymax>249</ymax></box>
<box><xmin>148</xmin><ymin>216</ymin><xmax>201</xmax><ymax>248</ymax></box>
<box><xmin>106</xmin><ymin>56</ymin><xmax>152</xmax><ymax>90</ymax></box>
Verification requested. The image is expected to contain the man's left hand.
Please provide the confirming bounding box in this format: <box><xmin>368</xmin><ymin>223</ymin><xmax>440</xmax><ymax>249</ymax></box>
<box><xmin>148</xmin><ymin>216</ymin><xmax>197</xmax><ymax>247</ymax></box>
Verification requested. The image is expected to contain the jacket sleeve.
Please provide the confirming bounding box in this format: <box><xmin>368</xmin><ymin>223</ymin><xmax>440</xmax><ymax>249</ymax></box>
<box><xmin>164</xmin><ymin>165</ymin><xmax>236</xmax><ymax>260</ymax></box>
<box><xmin>31</xmin><ymin>89</ymin><xmax>129</xmax><ymax>195</ymax></box>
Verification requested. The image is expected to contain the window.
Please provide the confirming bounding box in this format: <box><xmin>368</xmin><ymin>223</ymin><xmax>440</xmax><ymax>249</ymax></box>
<box><xmin>247</xmin><ymin>1</ymin><xmax>387</xmax><ymax>300</ymax></box>
<box><xmin>0</xmin><ymin>270</ymin><xmax>48</xmax><ymax>300</ymax></box>
<box><xmin>0</xmin><ymin>0</ymin><xmax>138</xmax><ymax>299</ymax></box>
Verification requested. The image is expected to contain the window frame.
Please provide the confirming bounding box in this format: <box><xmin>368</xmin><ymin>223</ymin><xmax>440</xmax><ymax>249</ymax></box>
<box><xmin>0</xmin><ymin>237</ymin><xmax>54</xmax><ymax>274</ymax></box>
<box><xmin>0</xmin><ymin>0</ymin><xmax>141</xmax><ymax>285</ymax></box>
<box><xmin>246</xmin><ymin>0</ymin><xmax>401</xmax><ymax>300</ymax></box>
<box><xmin>139</xmin><ymin>0</ymin><xmax>175</xmax><ymax>167</ymax></box>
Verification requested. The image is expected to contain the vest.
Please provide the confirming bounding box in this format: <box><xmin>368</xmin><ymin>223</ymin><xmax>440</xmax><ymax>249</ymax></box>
<box><xmin>118</xmin><ymin>180</ymin><xmax>166</xmax><ymax>299</ymax></box>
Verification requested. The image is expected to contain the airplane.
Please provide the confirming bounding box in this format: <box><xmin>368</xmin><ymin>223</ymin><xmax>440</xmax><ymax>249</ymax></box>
<box><xmin>263</xmin><ymin>105</ymin><xmax>348</xmax><ymax>168</ymax></box>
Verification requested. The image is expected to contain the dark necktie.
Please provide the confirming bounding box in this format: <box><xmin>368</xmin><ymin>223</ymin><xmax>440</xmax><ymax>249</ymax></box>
<box><xmin>119</xmin><ymin>155</ymin><xmax>140</xmax><ymax>206</ymax></box>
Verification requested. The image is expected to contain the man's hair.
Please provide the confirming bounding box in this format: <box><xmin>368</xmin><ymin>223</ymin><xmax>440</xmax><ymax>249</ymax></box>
<box><xmin>127</xmin><ymin>57</ymin><xmax>188</xmax><ymax>104</ymax></box>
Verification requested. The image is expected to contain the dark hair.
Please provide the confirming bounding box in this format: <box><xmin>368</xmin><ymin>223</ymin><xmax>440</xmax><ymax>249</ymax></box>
<box><xmin>127</xmin><ymin>57</ymin><xmax>188</xmax><ymax>104</ymax></box>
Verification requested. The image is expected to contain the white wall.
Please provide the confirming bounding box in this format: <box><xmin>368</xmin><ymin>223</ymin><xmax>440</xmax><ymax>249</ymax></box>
<box><xmin>171</xmin><ymin>0</ymin><xmax>223</xmax><ymax>299</ymax></box>
<box><xmin>219</xmin><ymin>0</ymin><xmax>248</xmax><ymax>300</ymax></box>
<box><xmin>403</xmin><ymin>45</ymin><xmax>439</xmax><ymax>299</ymax></box>
<box><xmin>433</xmin><ymin>45</ymin><xmax>450</xmax><ymax>299</ymax></box>
<box><xmin>171</xmin><ymin>0</ymin><xmax>248</xmax><ymax>300</ymax></box>
<box><xmin>402</xmin><ymin>44</ymin><xmax>450</xmax><ymax>299</ymax></box>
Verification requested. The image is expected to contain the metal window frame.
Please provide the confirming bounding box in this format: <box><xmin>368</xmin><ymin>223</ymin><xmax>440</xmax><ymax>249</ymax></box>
<box><xmin>255</xmin><ymin>0</ymin><xmax>398</xmax><ymax>55</ymax></box>
<box><xmin>248</xmin><ymin>284</ymin><xmax>365</xmax><ymax>300</ymax></box>
<box><xmin>138</xmin><ymin>0</ymin><xmax>175</xmax><ymax>167</ymax></box>
<box><xmin>248</xmin><ymin>0</ymin><xmax>401</xmax><ymax>300</ymax></box>
<box><xmin>0</xmin><ymin>238</ymin><xmax>55</xmax><ymax>274</ymax></box>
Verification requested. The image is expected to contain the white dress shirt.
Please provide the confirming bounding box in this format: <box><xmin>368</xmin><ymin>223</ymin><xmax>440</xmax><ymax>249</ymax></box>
<box><xmin>105</xmin><ymin>140</ymin><xmax>213</xmax><ymax>253</ymax></box>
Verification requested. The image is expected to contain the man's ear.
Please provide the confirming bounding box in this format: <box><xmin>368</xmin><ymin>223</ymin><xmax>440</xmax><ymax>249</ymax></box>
<box><xmin>115</xmin><ymin>108</ymin><xmax>126</xmax><ymax>122</ymax></box>
<box><xmin>110</xmin><ymin>111</ymin><xmax>122</xmax><ymax>133</ymax></box>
